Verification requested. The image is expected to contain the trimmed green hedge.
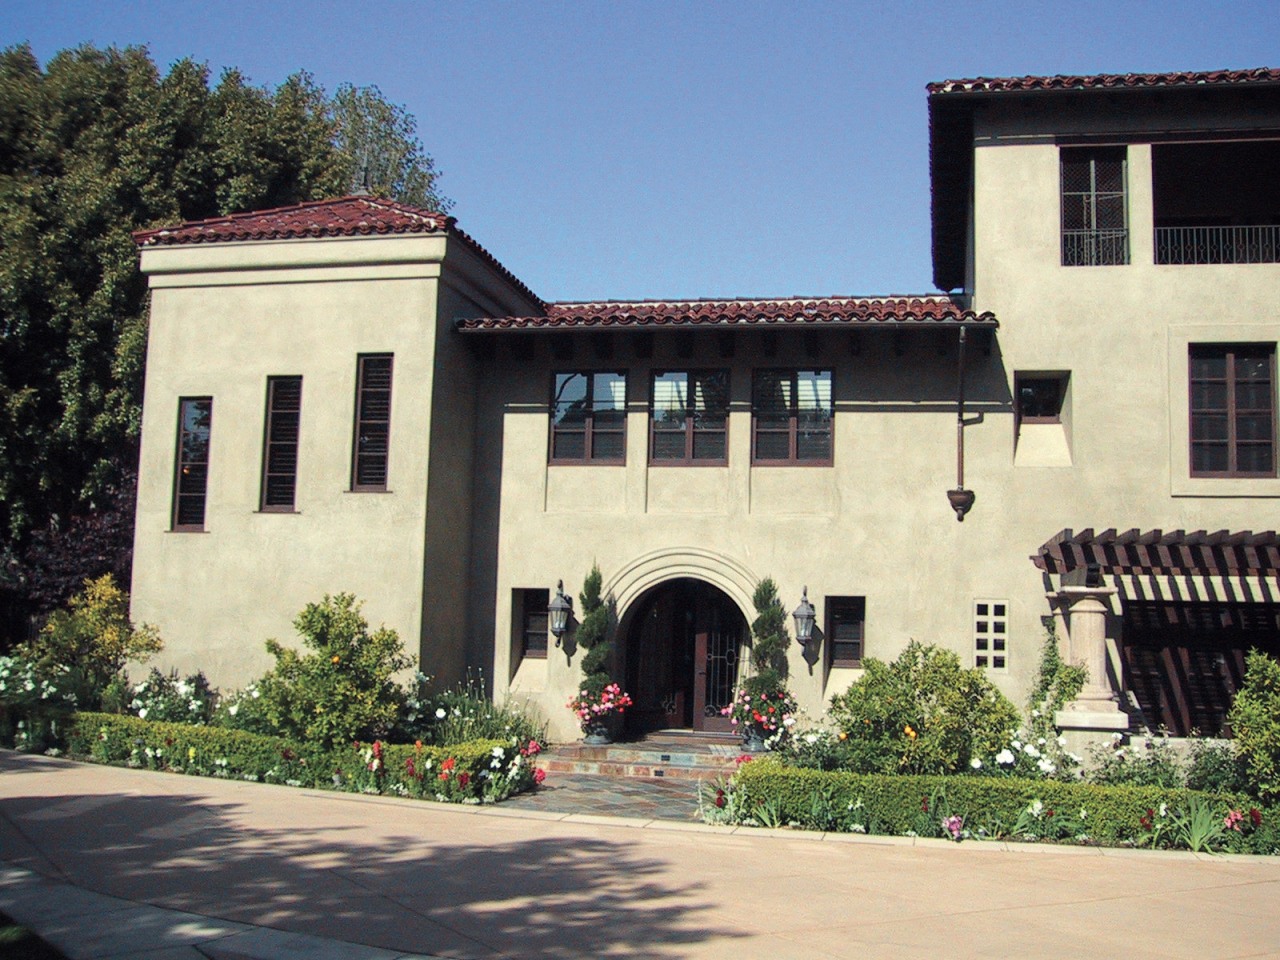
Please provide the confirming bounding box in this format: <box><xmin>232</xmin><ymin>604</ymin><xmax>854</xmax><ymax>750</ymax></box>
<box><xmin>66</xmin><ymin>712</ymin><xmax>539</xmax><ymax>803</ymax></box>
<box><xmin>727</xmin><ymin>758</ymin><xmax>1279</xmax><ymax>853</ymax></box>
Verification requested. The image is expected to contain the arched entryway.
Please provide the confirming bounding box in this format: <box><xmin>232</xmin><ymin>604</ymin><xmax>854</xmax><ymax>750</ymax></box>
<box><xmin>621</xmin><ymin>578</ymin><xmax>748</xmax><ymax>735</ymax></box>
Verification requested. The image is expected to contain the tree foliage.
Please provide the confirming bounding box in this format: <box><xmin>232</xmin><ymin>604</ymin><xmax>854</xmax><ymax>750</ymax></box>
<box><xmin>0</xmin><ymin>43</ymin><xmax>449</xmax><ymax>622</ymax></box>
<box><xmin>575</xmin><ymin>564</ymin><xmax>614</xmax><ymax>697</ymax></box>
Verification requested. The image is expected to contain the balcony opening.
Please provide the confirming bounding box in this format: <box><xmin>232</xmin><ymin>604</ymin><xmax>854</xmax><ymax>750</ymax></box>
<box><xmin>1153</xmin><ymin>140</ymin><xmax>1280</xmax><ymax>264</ymax></box>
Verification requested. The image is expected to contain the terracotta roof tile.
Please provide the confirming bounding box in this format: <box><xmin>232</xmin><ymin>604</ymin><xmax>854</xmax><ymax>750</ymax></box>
<box><xmin>456</xmin><ymin>295</ymin><xmax>996</xmax><ymax>331</ymax></box>
<box><xmin>133</xmin><ymin>196</ymin><xmax>453</xmax><ymax>245</ymax></box>
<box><xmin>134</xmin><ymin>196</ymin><xmax>543</xmax><ymax>308</ymax></box>
<box><xmin>928</xmin><ymin>66</ymin><xmax>1280</xmax><ymax>96</ymax></box>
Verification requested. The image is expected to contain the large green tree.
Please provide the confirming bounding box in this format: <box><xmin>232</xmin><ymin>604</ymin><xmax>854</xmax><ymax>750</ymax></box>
<box><xmin>0</xmin><ymin>43</ymin><xmax>449</xmax><ymax>623</ymax></box>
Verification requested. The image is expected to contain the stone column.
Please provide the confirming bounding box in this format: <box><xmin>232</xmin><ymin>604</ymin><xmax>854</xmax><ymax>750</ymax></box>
<box><xmin>1051</xmin><ymin>586</ymin><xmax>1128</xmax><ymax>751</ymax></box>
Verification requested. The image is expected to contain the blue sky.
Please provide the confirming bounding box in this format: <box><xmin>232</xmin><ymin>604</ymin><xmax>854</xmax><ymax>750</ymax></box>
<box><xmin>3</xmin><ymin>0</ymin><xmax>1278</xmax><ymax>302</ymax></box>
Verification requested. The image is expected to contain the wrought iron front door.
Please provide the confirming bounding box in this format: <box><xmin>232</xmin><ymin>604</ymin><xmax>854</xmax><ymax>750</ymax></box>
<box><xmin>692</xmin><ymin>590</ymin><xmax>740</xmax><ymax>733</ymax></box>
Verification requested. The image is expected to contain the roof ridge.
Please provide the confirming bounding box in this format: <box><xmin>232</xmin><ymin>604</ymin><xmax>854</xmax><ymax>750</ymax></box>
<box><xmin>928</xmin><ymin>66</ymin><xmax>1280</xmax><ymax>95</ymax></box>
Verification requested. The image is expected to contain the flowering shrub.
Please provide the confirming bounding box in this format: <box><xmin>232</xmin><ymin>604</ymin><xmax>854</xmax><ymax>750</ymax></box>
<box><xmin>828</xmin><ymin>641</ymin><xmax>1019</xmax><ymax>775</ymax></box>
<box><xmin>722</xmin><ymin>687</ymin><xmax>797</xmax><ymax>738</ymax></box>
<box><xmin>567</xmin><ymin>682</ymin><xmax>633</xmax><ymax>729</ymax></box>
<box><xmin>0</xmin><ymin>653</ymin><xmax>78</xmax><ymax>751</ymax></box>
<box><xmin>129</xmin><ymin>668</ymin><xmax>217</xmax><ymax>725</ymax></box>
<box><xmin>1086</xmin><ymin>731</ymin><xmax>1184</xmax><ymax>788</ymax></box>
<box><xmin>400</xmin><ymin>672</ymin><xmax>547</xmax><ymax>748</ymax></box>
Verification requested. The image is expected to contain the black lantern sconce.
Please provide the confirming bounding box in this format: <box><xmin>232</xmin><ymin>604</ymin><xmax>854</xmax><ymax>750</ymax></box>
<box><xmin>792</xmin><ymin>586</ymin><xmax>816</xmax><ymax>646</ymax></box>
<box><xmin>548</xmin><ymin>580</ymin><xmax>573</xmax><ymax>647</ymax></box>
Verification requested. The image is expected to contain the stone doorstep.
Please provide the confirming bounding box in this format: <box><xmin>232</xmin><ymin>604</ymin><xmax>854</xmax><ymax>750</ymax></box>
<box><xmin>536</xmin><ymin>737</ymin><xmax>743</xmax><ymax>780</ymax></box>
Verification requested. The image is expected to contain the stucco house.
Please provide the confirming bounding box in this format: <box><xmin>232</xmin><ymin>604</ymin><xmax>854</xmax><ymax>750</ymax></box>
<box><xmin>131</xmin><ymin>67</ymin><xmax>1280</xmax><ymax>743</ymax></box>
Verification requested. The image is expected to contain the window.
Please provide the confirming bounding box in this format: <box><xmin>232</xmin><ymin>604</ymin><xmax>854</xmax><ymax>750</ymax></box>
<box><xmin>974</xmin><ymin>599</ymin><xmax>1008</xmax><ymax>670</ymax></box>
<box><xmin>260</xmin><ymin>376</ymin><xmax>302</xmax><ymax>511</ymax></box>
<box><xmin>1015</xmin><ymin>375</ymin><xmax>1065</xmax><ymax>425</ymax></box>
<box><xmin>517</xmin><ymin>588</ymin><xmax>550</xmax><ymax>660</ymax></box>
<box><xmin>352</xmin><ymin>354</ymin><xmax>392</xmax><ymax>491</ymax></box>
<box><xmin>752</xmin><ymin>369</ymin><xmax>832</xmax><ymax>464</ymax></box>
<box><xmin>1189</xmin><ymin>344</ymin><xmax>1276</xmax><ymax>477</ymax></box>
<box><xmin>650</xmin><ymin>370</ymin><xmax>729</xmax><ymax>464</ymax></box>
<box><xmin>1061</xmin><ymin>147</ymin><xmax>1128</xmax><ymax>266</ymax></box>
<box><xmin>550</xmin><ymin>371</ymin><xmax>626</xmax><ymax>463</ymax></box>
<box><xmin>172</xmin><ymin>397</ymin><xmax>212</xmax><ymax>531</ymax></box>
<box><xmin>826</xmin><ymin>597</ymin><xmax>865</xmax><ymax>669</ymax></box>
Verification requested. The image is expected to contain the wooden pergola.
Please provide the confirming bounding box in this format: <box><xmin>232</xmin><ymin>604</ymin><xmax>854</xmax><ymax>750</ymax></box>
<box><xmin>1032</xmin><ymin>528</ymin><xmax>1280</xmax><ymax>578</ymax></box>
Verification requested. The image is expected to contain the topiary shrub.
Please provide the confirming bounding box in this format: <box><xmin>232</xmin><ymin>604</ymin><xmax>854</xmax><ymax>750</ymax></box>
<box><xmin>723</xmin><ymin>579</ymin><xmax>796</xmax><ymax>742</ymax></box>
<box><xmin>1227</xmin><ymin>649</ymin><xmax>1280</xmax><ymax>802</ymax></box>
<box><xmin>220</xmin><ymin>593</ymin><xmax>414</xmax><ymax>750</ymax></box>
<box><xmin>828</xmin><ymin>640</ymin><xmax>1019</xmax><ymax>775</ymax></box>
<box><xmin>575</xmin><ymin>564</ymin><xmax>612</xmax><ymax>698</ymax></box>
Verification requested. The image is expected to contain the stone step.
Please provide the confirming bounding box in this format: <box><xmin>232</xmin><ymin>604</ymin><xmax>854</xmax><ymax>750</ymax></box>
<box><xmin>537</xmin><ymin>734</ymin><xmax>745</xmax><ymax>780</ymax></box>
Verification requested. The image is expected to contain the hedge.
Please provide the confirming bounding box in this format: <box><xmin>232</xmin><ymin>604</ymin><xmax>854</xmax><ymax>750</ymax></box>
<box><xmin>66</xmin><ymin>712</ymin><xmax>539</xmax><ymax>803</ymax></box>
<box><xmin>727</xmin><ymin>758</ymin><xmax>1280</xmax><ymax>853</ymax></box>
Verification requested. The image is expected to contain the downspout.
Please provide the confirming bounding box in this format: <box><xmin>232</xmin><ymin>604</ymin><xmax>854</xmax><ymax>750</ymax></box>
<box><xmin>947</xmin><ymin>326</ymin><xmax>980</xmax><ymax>521</ymax></box>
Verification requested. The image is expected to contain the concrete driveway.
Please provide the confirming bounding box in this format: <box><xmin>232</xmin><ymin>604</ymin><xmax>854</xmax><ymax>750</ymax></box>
<box><xmin>1</xmin><ymin>751</ymin><xmax>1278</xmax><ymax>959</ymax></box>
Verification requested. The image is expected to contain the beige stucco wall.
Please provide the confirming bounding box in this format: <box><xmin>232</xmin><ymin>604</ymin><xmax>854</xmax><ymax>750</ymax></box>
<box><xmin>131</xmin><ymin>233</ymin><xmax>540</xmax><ymax>689</ymax></box>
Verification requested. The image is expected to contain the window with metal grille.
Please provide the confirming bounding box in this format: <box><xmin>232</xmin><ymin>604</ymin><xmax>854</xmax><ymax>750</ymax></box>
<box><xmin>752</xmin><ymin>369</ymin><xmax>832</xmax><ymax>464</ymax></box>
<box><xmin>550</xmin><ymin>371</ymin><xmax>627</xmax><ymax>463</ymax></box>
<box><xmin>650</xmin><ymin>370</ymin><xmax>729</xmax><ymax>464</ymax></box>
<box><xmin>172</xmin><ymin>397</ymin><xmax>212</xmax><ymax>531</ymax></box>
<box><xmin>517</xmin><ymin>588</ymin><xmax>550</xmax><ymax>660</ymax></box>
<box><xmin>260</xmin><ymin>376</ymin><xmax>302</xmax><ymax>511</ymax></box>
<box><xmin>1189</xmin><ymin>343</ymin><xmax>1276</xmax><ymax>477</ymax></box>
<box><xmin>974</xmin><ymin>599</ymin><xmax>1008</xmax><ymax>670</ymax></box>
<box><xmin>826</xmin><ymin>596</ymin><xmax>865</xmax><ymax>669</ymax></box>
<box><xmin>352</xmin><ymin>354</ymin><xmax>393</xmax><ymax>491</ymax></box>
<box><xmin>1061</xmin><ymin>147</ymin><xmax>1129</xmax><ymax>266</ymax></box>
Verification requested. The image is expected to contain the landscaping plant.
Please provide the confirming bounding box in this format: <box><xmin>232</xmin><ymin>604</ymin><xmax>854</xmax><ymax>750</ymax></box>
<box><xmin>1226</xmin><ymin>649</ymin><xmax>1280</xmax><ymax>802</ymax></box>
<box><xmin>566</xmin><ymin>564</ymin><xmax>632</xmax><ymax>732</ymax></box>
<box><xmin>722</xmin><ymin>578</ymin><xmax>795</xmax><ymax>745</ymax></box>
<box><xmin>827</xmin><ymin>640</ymin><xmax>1019</xmax><ymax>775</ymax></box>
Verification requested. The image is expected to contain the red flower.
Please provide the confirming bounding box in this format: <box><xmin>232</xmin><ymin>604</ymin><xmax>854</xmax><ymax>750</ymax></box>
<box><xmin>281</xmin><ymin>748</ymin><xmax>296</xmax><ymax>761</ymax></box>
<box><xmin>438</xmin><ymin>772</ymin><xmax>450</xmax><ymax>781</ymax></box>
<box><xmin>405</xmin><ymin>757</ymin><xmax>417</xmax><ymax>779</ymax></box>
<box><xmin>1046</xmin><ymin>809</ymin><xmax>1055</xmax><ymax>818</ymax></box>
<box><xmin>458</xmin><ymin>772</ymin><xmax>471</xmax><ymax>789</ymax></box>
<box><xmin>921</xmin><ymin>796</ymin><xmax>930</xmax><ymax>813</ymax></box>
<box><xmin>533</xmin><ymin>768</ymin><xmax>546</xmax><ymax>785</ymax></box>
<box><xmin>441</xmin><ymin>757</ymin><xmax>457</xmax><ymax>772</ymax></box>
<box><xmin>1250</xmin><ymin>808</ymin><xmax>1263</xmax><ymax>828</ymax></box>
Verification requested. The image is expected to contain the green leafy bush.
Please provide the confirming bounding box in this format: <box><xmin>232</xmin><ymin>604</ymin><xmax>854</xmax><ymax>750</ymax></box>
<box><xmin>67</xmin><ymin>712</ymin><xmax>542</xmax><ymax>803</ymax></box>
<box><xmin>724</xmin><ymin>757</ymin><xmax>1272</xmax><ymax>851</ymax></box>
<box><xmin>16</xmin><ymin>574</ymin><xmax>161</xmax><ymax>711</ymax></box>
<box><xmin>224</xmin><ymin>594</ymin><xmax>414</xmax><ymax>749</ymax></box>
<box><xmin>1185</xmin><ymin>738</ymin><xmax>1251</xmax><ymax>795</ymax></box>
<box><xmin>128</xmin><ymin>668</ymin><xmax>217</xmax><ymax>725</ymax></box>
<box><xmin>574</xmin><ymin>565</ymin><xmax>614</xmax><ymax>699</ymax></box>
<box><xmin>723</xmin><ymin>579</ymin><xmax>795</xmax><ymax>743</ymax></box>
<box><xmin>827</xmin><ymin>641</ymin><xmax>1019</xmax><ymax>775</ymax></box>
<box><xmin>1227</xmin><ymin>649</ymin><xmax>1280</xmax><ymax>802</ymax></box>
<box><xmin>399</xmin><ymin>673</ymin><xmax>547</xmax><ymax>749</ymax></box>
<box><xmin>1086</xmin><ymin>732</ymin><xmax>1184</xmax><ymax>788</ymax></box>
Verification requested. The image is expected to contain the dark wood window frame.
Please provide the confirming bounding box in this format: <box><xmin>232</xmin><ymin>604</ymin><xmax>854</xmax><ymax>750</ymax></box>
<box><xmin>751</xmin><ymin>368</ymin><xmax>833</xmax><ymax>465</ymax></box>
<box><xmin>1061</xmin><ymin>146</ymin><xmax>1129</xmax><ymax>267</ymax></box>
<box><xmin>172</xmin><ymin>396</ymin><xmax>213</xmax><ymax>532</ymax></box>
<box><xmin>351</xmin><ymin>354</ymin><xmax>393</xmax><ymax>491</ymax></box>
<box><xmin>260</xmin><ymin>376</ymin><xmax>302</xmax><ymax>512</ymax></box>
<box><xmin>649</xmin><ymin>369</ymin><xmax>730</xmax><ymax>466</ymax></box>
<box><xmin>518</xmin><ymin>588</ymin><xmax>550</xmax><ymax>661</ymax></box>
<box><xmin>1189</xmin><ymin>343</ymin><xmax>1276</xmax><ymax>478</ymax></box>
<box><xmin>825</xmin><ymin>596</ymin><xmax>865</xmax><ymax>669</ymax></box>
<box><xmin>549</xmin><ymin>370</ymin><xmax>627</xmax><ymax>465</ymax></box>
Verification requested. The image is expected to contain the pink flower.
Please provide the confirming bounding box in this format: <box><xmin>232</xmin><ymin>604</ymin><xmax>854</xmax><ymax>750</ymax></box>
<box><xmin>533</xmin><ymin>768</ymin><xmax>546</xmax><ymax>784</ymax></box>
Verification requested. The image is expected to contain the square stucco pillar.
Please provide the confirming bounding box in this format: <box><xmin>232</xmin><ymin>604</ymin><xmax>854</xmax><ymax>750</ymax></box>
<box><xmin>1052</xmin><ymin>586</ymin><xmax>1129</xmax><ymax>754</ymax></box>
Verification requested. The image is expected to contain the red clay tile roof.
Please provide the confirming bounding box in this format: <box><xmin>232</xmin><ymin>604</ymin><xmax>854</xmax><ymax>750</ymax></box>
<box><xmin>134</xmin><ymin>196</ymin><xmax>543</xmax><ymax>308</ymax></box>
<box><xmin>928</xmin><ymin>66</ymin><xmax>1280</xmax><ymax>96</ymax></box>
<box><xmin>455</xmin><ymin>296</ymin><xmax>996</xmax><ymax>331</ymax></box>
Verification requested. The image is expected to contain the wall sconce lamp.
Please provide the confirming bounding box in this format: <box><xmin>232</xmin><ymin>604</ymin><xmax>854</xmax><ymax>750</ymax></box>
<box><xmin>548</xmin><ymin>579</ymin><xmax>573</xmax><ymax>647</ymax></box>
<box><xmin>792</xmin><ymin>586</ymin><xmax>816</xmax><ymax>646</ymax></box>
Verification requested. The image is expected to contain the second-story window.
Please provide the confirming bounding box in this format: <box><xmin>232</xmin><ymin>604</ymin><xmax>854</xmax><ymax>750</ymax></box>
<box><xmin>172</xmin><ymin>396</ymin><xmax>212</xmax><ymax>531</ymax></box>
<box><xmin>550</xmin><ymin>371</ymin><xmax>627</xmax><ymax>464</ymax></box>
<box><xmin>1189</xmin><ymin>343</ymin><xmax>1276</xmax><ymax>477</ymax></box>
<box><xmin>1061</xmin><ymin>147</ymin><xmax>1128</xmax><ymax>266</ymax></box>
<box><xmin>752</xmin><ymin>369</ymin><xmax>832</xmax><ymax>464</ymax></box>
<box><xmin>352</xmin><ymin>354</ymin><xmax>393</xmax><ymax>491</ymax></box>
<box><xmin>651</xmin><ymin>370</ymin><xmax>729</xmax><ymax>464</ymax></box>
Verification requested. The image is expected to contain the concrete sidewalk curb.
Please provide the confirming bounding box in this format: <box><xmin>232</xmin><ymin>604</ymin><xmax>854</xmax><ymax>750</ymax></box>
<box><xmin>0</xmin><ymin>866</ymin><xmax>447</xmax><ymax>960</ymax></box>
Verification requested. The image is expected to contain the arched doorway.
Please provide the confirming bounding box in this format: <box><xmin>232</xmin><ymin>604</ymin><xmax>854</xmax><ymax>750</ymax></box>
<box><xmin>622</xmin><ymin>578</ymin><xmax>748</xmax><ymax>735</ymax></box>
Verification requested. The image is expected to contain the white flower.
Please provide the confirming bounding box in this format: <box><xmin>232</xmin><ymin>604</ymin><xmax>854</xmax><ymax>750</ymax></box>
<box><xmin>1037</xmin><ymin>737</ymin><xmax>1047</xmax><ymax>746</ymax></box>
<box><xmin>996</xmin><ymin>749</ymin><xmax>1015</xmax><ymax>766</ymax></box>
<box><xmin>1030</xmin><ymin>799</ymin><xmax>1044</xmax><ymax>816</ymax></box>
<box><xmin>970</xmin><ymin>757</ymin><xmax>982</xmax><ymax>769</ymax></box>
<box><xmin>1023</xmin><ymin>743</ymin><xmax>1040</xmax><ymax>758</ymax></box>
<box><xmin>804</xmin><ymin>733</ymin><xmax>819</xmax><ymax>745</ymax></box>
<box><xmin>436</xmin><ymin>707</ymin><xmax>447</xmax><ymax>719</ymax></box>
<box><xmin>1111</xmin><ymin>731</ymin><xmax>1124</xmax><ymax>742</ymax></box>
<box><xmin>251</xmin><ymin>689</ymin><xmax>260</xmax><ymax>699</ymax></box>
<box><xmin>138</xmin><ymin>708</ymin><xmax>148</xmax><ymax>719</ymax></box>
<box><xmin>1031</xmin><ymin>709</ymin><xmax>1041</xmax><ymax>718</ymax></box>
<box><xmin>1056</xmin><ymin>736</ymin><xmax>1067</xmax><ymax>747</ymax></box>
<box><xmin>1037</xmin><ymin>758</ymin><xmax>1056</xmax><ymax>774</ymax></box>
<box><xmin>783</xmin><ymin>717</ymin><xmax>796</xmax><ymax>727</ymax></box>
<box><xmin>228</xmin><ymin>703</ymin><xmax>239</xmax><ymax>716</ymax></box>
<box><xmin>1159</xmin><ymin>803</ymin><xmax>1168</xmax><ymax>817</ymax></box>
<box><xmin>1011</xmin><ymin>740</ymin><xmax>1022</xmax><ymax>751</ymax></box>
